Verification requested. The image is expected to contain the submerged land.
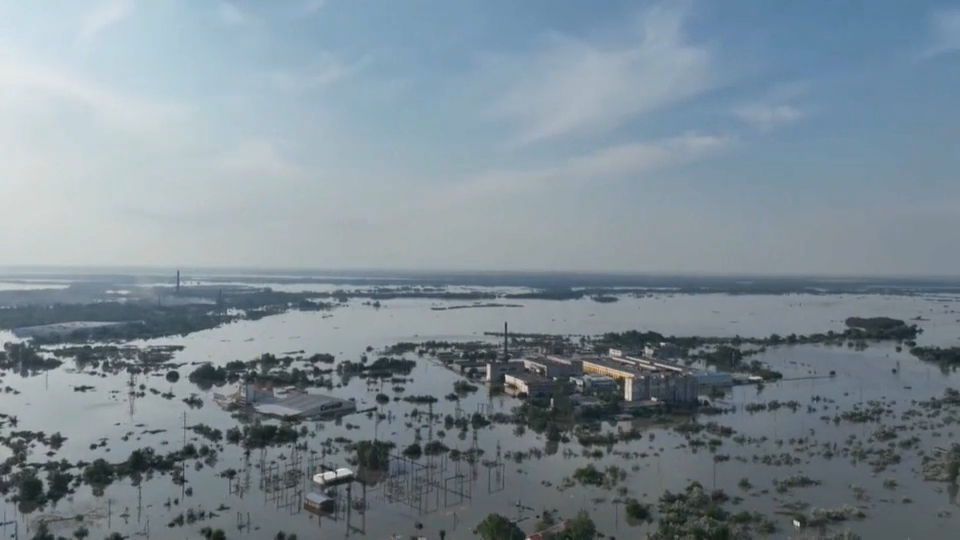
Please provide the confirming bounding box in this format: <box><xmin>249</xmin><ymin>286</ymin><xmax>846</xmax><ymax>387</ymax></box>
<box><xmin>1</xmin><ymin>270</ymin><xmax>960</xmax><ymax>539</ymax></box>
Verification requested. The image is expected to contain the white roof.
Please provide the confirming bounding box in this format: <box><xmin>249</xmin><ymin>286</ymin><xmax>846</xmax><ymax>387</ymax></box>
<box><xmin>304</xmin><ymin>492</ymin><xmax>334</xmax><ymax>505</ymax></box>
<box><xmin>312</xmin><ymin>468</ymin><xmax>354</xmax><ymax>486</ymax></box>
<box><xmin>253</xmin><ymin>404</ymin><xmax>302</xmax><ymax>417</ymax></box>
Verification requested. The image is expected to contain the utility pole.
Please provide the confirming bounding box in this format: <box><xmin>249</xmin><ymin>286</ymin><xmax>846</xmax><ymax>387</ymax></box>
<box><xmin>181</xmin><ymin>412</ymin><xmax>187</xmax><ymax>499</ymax></box>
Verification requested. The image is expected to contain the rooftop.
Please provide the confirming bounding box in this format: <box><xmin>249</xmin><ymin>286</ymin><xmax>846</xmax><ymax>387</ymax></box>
<box><xmin>581</xmin><ymin>374</ymin><xmax>617</xmax><ymax>382</ymax></box>
<box><xmin>252</xmin><ymin>393</ymin><xmax>355</xmax><ymax>419</ymax></box>
<box><xmin>505</xmin><ymin>371</ymin><xmax>551</xmax><ymax>383</ymax></box>
<box><xmin>582</xmin><ymin>356</ymin><xmax>649</xmax><ymax>375</ymax></box>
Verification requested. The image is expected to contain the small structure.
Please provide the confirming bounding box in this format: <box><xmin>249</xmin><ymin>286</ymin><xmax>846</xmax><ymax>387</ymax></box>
<box><xmin>313</xmin><ymin>468</ymin><xmax>355</xmax><ymax>488</ymax></box>
<box><xmin>303</xmin><ymin>492</ymin><xmax>336</xmax><ymax>515</ymax></box>
<box><xmin>304</xmin><ymin>467</ymin><xmax>355</xmax><ymax>515</ymax></box>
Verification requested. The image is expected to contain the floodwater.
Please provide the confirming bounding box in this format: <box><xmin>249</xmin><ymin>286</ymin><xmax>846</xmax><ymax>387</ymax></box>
<box><xmin>2</xmin><ymin>293</ymin><xmax>960</xmax><ymax>539</ymax></box>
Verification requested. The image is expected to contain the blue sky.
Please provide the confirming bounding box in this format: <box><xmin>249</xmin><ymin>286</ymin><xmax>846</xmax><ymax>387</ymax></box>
<box><xmin>0</xmin><ymin>0</ymin><xmax>958</xmax><ymax>275</ymax></box>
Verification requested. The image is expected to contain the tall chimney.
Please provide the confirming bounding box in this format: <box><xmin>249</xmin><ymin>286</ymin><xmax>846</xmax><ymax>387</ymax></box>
<box><xmin>176</xmin><ymin>270</ymin><xmax>180</xmax><ymax>293</ymax></box>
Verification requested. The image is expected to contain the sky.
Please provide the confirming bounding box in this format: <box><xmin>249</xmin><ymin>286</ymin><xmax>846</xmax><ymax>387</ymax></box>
<box><xmin>0</xmin><ymin>0</ymin><xmax>958</xmax><ymax>276</ymax></box>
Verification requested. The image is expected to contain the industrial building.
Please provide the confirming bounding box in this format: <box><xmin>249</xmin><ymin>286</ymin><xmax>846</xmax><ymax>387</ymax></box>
<box><xmin>214</xmin><ymin>383</ymin><xmax>356</xmax><ymax>419</ymax></box>
<box><xmin>522</xmin><ymin>355</ymin><xmax>583</xmax><ymax>379</ymax></box>
<box><xmin>486</xmin><ymin>361</ymin><xmax>525</xmax><ymax>382</ymax></box>
<box><xmin>504</xmin><ymin>372</ymin><xmax>555</xmax><ymax>397</ymax></box>
<box><xmin>577</xmin><ymin>357</ymin><xmax>699</xmax><ymax>404</ymax></box>
<box><xmin>582</xmin><ymin>357</ymin><xmax>647</xmax><ymax>381</ymax></box>
<box><xmin>607</xmin><ymin>348</ymin><xmax>733</xmax><ymax>388</ymax></box>
<box><xmin>609</xmin><ymin>348</ymin><xmax>686</xmax><ymax>373</ymax></box>
<box><xmin>570</xmin><ymin>374</ymin><xmax>618</xmax><ymax>393</ymax></box>
<box><xmin>626</xmin><ymin>373</ymin><xmax>699</xmax><ymax>404</ymax></box>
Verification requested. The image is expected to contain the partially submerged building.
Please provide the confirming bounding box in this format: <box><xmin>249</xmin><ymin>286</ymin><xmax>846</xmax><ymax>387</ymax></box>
<box><xmin>522</xmin><ymin>355</ymin><xmax>583</xmax><ymax>379</ymax></box>
<box><xmin>626</xmin><ymin>373</ymin><xmax>699</xmax><ymax>403</ymax></box>
<box><xmin>304</xmin><ymin>467</ymin><xmax>355</xmax><ymax>515</ymax></box>
<box><xmin>486</xmin><ymin>361</ymin><xmax>524</xmax><ymax>383</ymax></box>
<box><xmin>504</xmin><ymin>372</ymin><xmax>555</xmax><ymax>397</ymax></box>
<box><xmin>580</xmin><ymin>357</ymin><xmax>699</xmax><ymax>404</ymax></box>
<box><xmin>214</xmin><ymin>382</ymin><xmax>356</xmax><ymax>419</ymax></box>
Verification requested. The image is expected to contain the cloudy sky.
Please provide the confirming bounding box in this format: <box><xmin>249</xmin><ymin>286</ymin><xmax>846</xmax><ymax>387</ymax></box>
<box><xmin>1</xmin><ymin>0</ymin><xmax>958</xmax><ymax>275</ymax></box>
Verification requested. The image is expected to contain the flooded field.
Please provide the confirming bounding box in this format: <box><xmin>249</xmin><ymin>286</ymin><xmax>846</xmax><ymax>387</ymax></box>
<box><xmin>2</xmin><ymin>292</ymin><xmax>960</xmax><ymax>539</ymax></box>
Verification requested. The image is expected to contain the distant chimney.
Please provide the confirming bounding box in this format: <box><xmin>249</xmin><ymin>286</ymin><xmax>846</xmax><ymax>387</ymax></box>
<box><xmin>176</xmin><ymin>270</ymin><xmax>180</xmax><ymax>293</ymax></box>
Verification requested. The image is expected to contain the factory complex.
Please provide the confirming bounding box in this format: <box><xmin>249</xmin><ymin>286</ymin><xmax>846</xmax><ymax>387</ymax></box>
<box><xmin>484</xmin><ymin>340</ymin><xmax>732</xmax><ymax>405</ymax></box>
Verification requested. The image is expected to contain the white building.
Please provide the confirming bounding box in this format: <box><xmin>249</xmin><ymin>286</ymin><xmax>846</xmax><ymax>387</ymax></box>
<box><xmin>626</xmin><ymin>373</ymin><xmax>698</xmax><ymax>404</ymax></box>
<box><xmin>504</xmin><ymin>372</ymin><xmax>554</xmax><ymax>396</ymax></box>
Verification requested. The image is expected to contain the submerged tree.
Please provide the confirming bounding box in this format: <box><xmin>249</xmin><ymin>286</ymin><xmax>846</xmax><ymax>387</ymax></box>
<box><xmin>476</xmin><ymin>513</ymin><xmax>524</xmax><ymax>540</ymax></box>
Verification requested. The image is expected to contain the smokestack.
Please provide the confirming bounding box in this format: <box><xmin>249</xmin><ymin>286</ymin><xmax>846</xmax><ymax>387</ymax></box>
<box><xmin>176</xmin><ymin>270</ymin><xmax>180</xmax><ymax>293</ymax></box>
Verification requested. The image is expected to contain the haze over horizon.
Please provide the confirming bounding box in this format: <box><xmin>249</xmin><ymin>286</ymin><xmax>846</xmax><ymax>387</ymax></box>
<box><xmin>1</xmin><ymin>1</ymin><xmax>958</xmax><ymax>275</ymax></box>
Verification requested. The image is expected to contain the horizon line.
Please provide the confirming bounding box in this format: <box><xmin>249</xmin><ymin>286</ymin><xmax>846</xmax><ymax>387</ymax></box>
<box><xmin>1</xmin><ymin>264</ymin><xmax>959</xmax><ymax>281</ymax></box>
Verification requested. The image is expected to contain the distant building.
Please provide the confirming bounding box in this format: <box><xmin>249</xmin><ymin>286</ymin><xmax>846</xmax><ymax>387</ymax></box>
<box><xmin>643</xmin><ymin>342</ymin><xmax>685</xmax><ymax>360</ymax></box>
<box><xmin>570</xmin><ymin>374</ymin><xmax>618</xmax><ymax>393</ymax></box>
<box><xmin>504</xmin><ymin>372</ymin><xmax>555</xmax><ymax>397</ymax></box>
<box><xmin>456</xmin><ymin>361</ymin><xmax>487</xmax><ymax>376</ymax></box>
<box><xmin>486</xmin><ymin>361</ymin><xmax>524</xmax><ymax>383</ymax></box>
<box><xmin>523</xmin><ymin>356</ymin><xmax>583</xmax><ymax>379</ymax></box>
<box><xmin>582</xmin><ymin>357</ymin><xmax>645</xmax><ymax>381</ymax></box>
<box><xmin>691</xmin><ymin>370</ymin><xmax>733</xmax><ymax>387</ymax></box>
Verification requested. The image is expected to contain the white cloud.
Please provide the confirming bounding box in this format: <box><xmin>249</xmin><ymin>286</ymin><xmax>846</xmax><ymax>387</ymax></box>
<box><xmin>218</xmin><ymin>1</ymin><xmax>248</xmax><ymax>26</ymax></box>
<box><xmin>731</xmin><ymin>104</ymin><xmax>805</xmax><ymax>132</ymax></box>
<box><xmin>269</xmin><ymin>52</ymin><xmax>373</xmax><ymax>92</ymax></box>
<box><xmin>479</xmin><ymin>4</ymin><xmax>716</xmax><ymax>146</ymax></box>
<box><xmin>209</xmin><ymin>139</ymin><xmax>305</xmax><ymax>180</ymax></box>
<box><xmin>78</xmin><ymin>0</ymin><xmax>133</xmax><ymax>44</ymax></box>
<box><xmin>425</xmin><ymin>133</ymin><xmax>734</xmax><ymax>208</ymax></box>
<box><xmin>923</xmin><ymin>8</ymin><xmax>960</xmax><ymax>59</ymax></box>
<box><xmin>730</xmin><ymin>82</ymin><xmax>810</xmax><ymax>132</ymax></box>
<box><xmin>302</xmin><ymin>0</ymin><xmax>327</xmax><ymax>15</ymax></box>
<box><xmin>0</xmin><ymin>53</ymin><xmax>189</xmax><ymax>131</ymax></box>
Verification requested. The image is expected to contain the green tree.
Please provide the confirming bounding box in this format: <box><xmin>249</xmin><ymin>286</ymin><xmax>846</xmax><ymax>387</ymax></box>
<box><xmin>15</xmin><ymin>469</ymin><xmax>44</xmax><ymax>504</ymax></box>
<box><xmin>560</xmin><ymin>511</ymin><xmax>597</xmax><ymax>540</ymax></box>
<box><xmin>625</xmin><ymin>498</ymin><xmax>652</xmax><ymax>522</ymax></box>
<box><xmin>476</xmin><ymin>513</ymin><xmax>524</xmax><ymax>540</ymax></box>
